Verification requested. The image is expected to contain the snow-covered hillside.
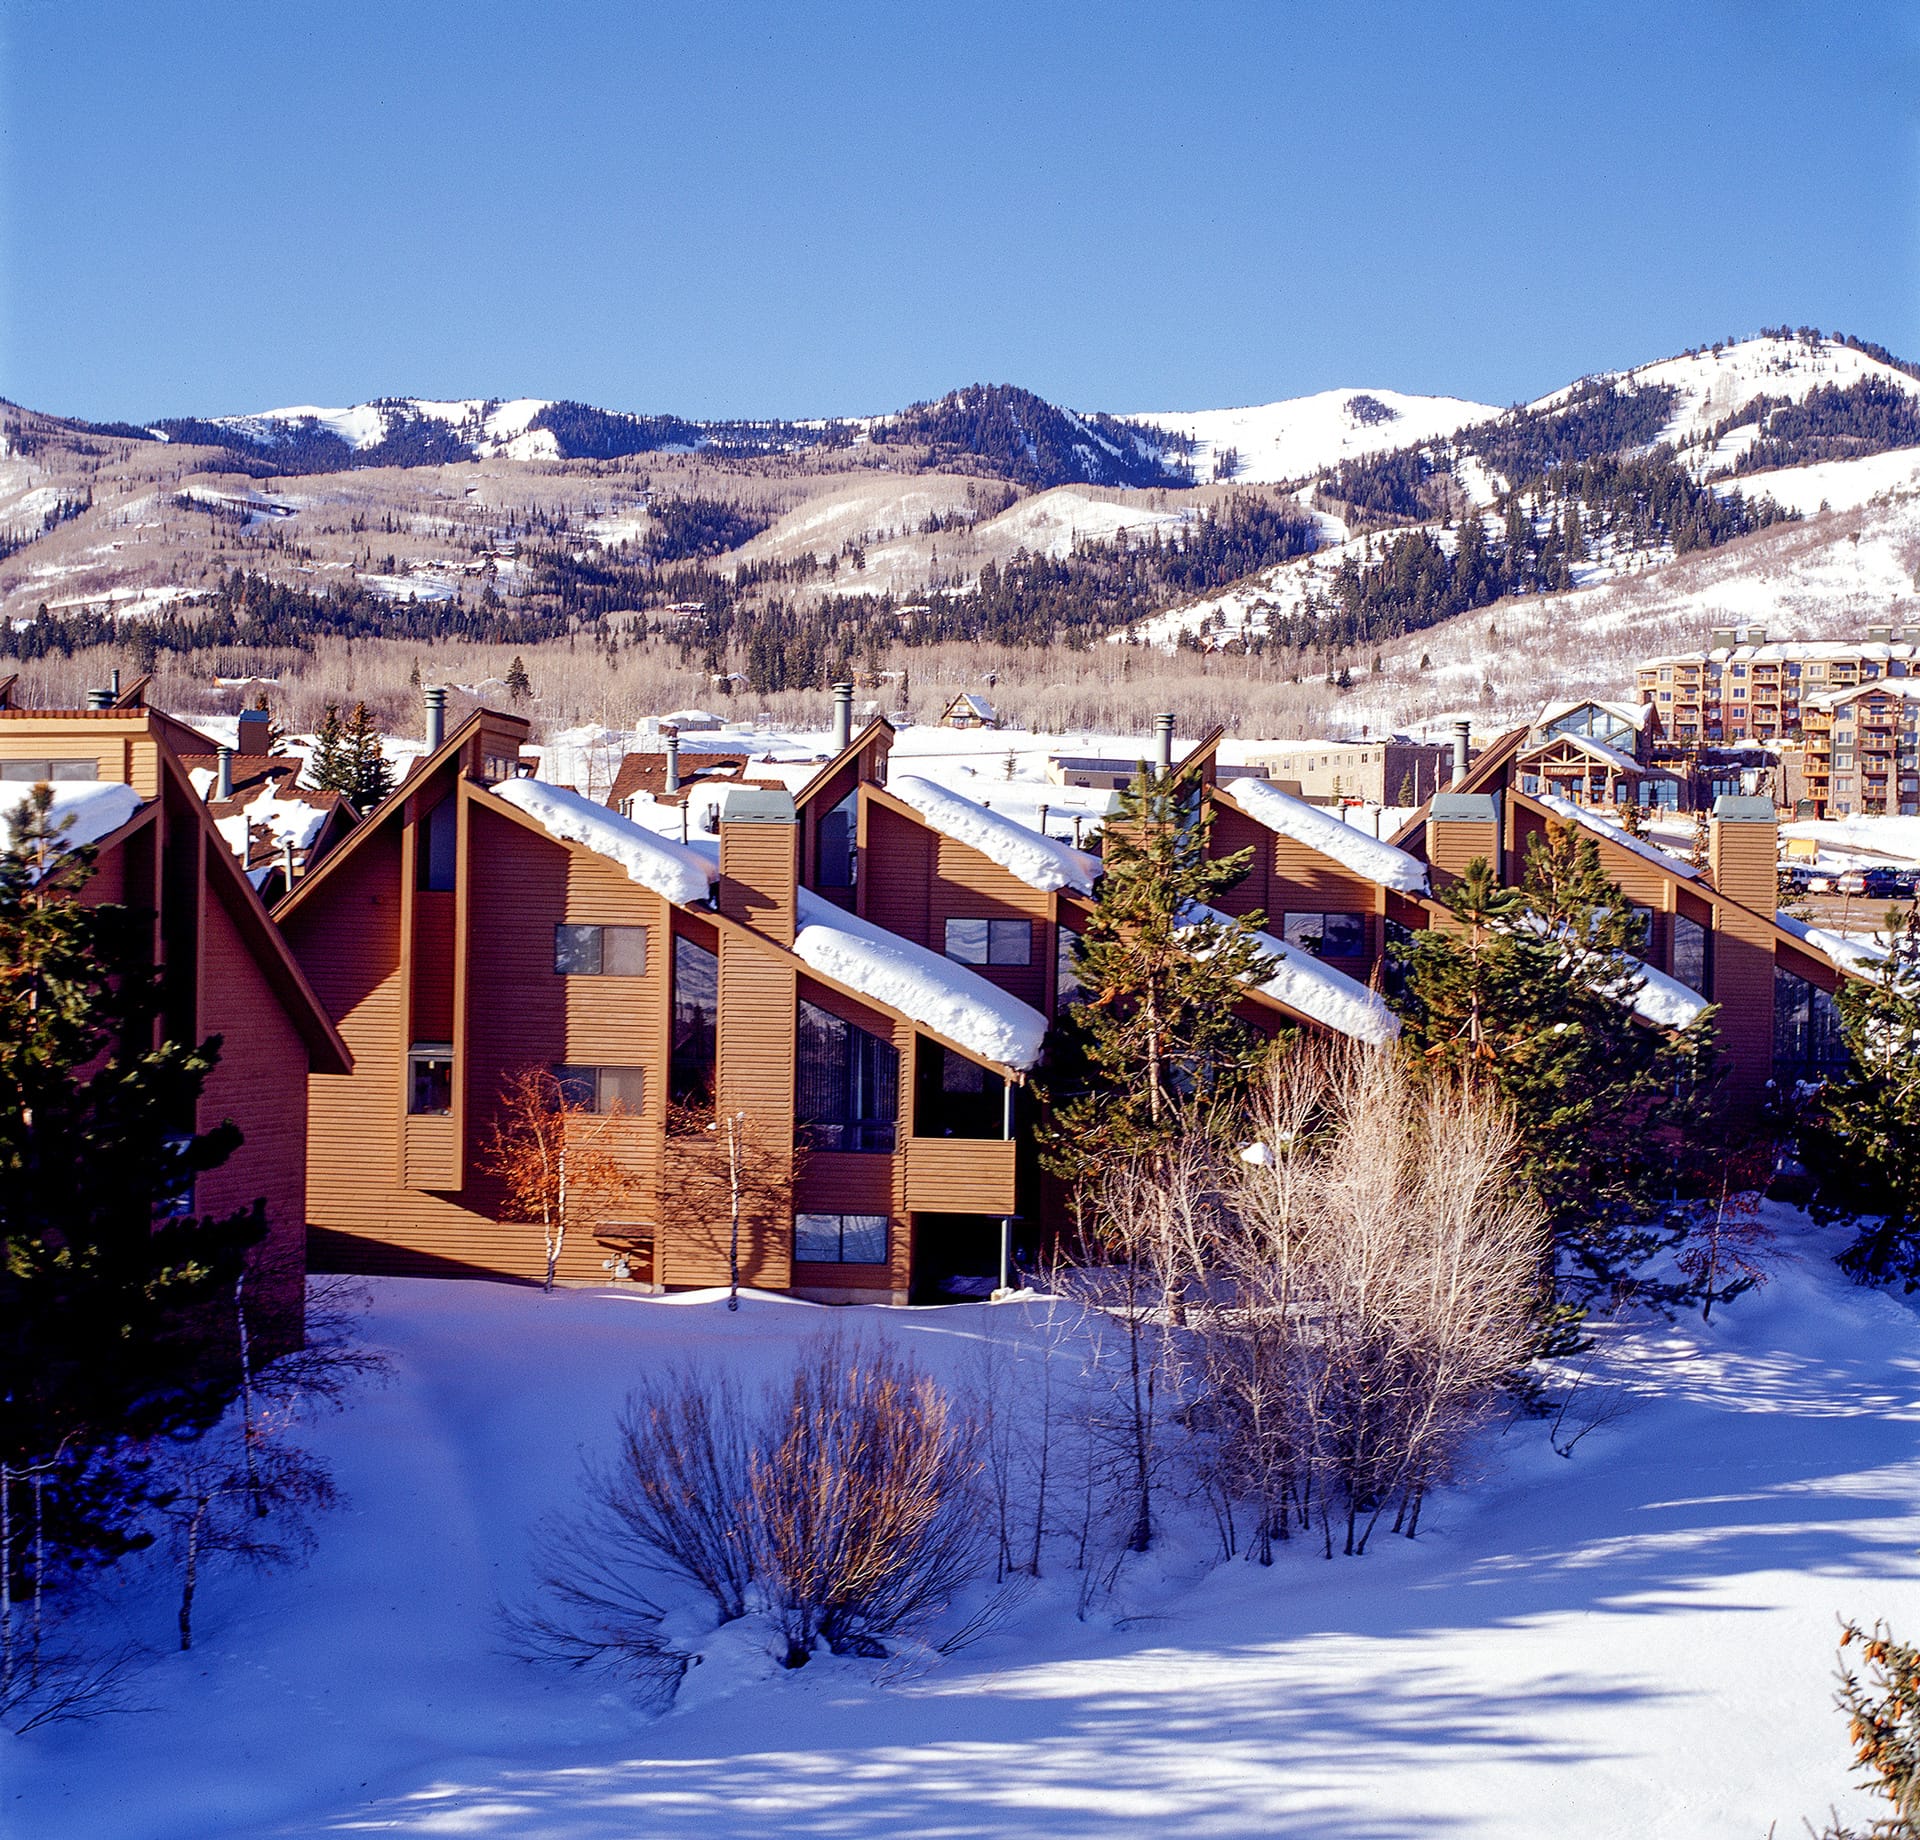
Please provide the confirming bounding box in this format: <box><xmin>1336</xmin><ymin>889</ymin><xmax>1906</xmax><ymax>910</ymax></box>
<box><xmin>172</xmin><ymin>397</ymin><xmax>561</xmax><ymax>462</ymax></box>
<box><xmin>1127</xmin><ymin>387</ymin><xmax>1503</xmax><ymax>485</ymax></box>
<box><xmin>11</xmin><ymin>1213</ymin><xmax>1919</xmax><ymax>1840</ymax></box>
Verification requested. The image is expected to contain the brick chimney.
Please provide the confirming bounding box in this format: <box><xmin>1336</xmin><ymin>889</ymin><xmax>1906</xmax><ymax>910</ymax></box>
<box><xmin>1426</xmin><ymin>792</ymin><xmax>1501</xmax><ymax>886</ymax></box>
<box><xmin>718</xmin><ymin>787</ymin><xmax>799</xmax><ymax>946</ymax></box>
<box><xmin>235</xmin><ymin>707</ymin><xmax>273</xmax><ymax>755</ymax></box>
<box><xmin>1707</xmin><ymin>794</ymin><xmax>1778</xmax><ymax>915</ymax></box>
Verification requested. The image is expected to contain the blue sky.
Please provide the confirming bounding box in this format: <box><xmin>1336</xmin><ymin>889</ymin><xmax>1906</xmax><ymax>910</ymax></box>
<box><xmin>3</xmin><ymin>1</ymin><xmax>1914</xmax><ymax>421</ymax></box>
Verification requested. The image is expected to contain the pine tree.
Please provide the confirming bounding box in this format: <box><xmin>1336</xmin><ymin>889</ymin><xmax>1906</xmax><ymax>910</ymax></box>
<box><xmin>308</xmin><ymin>701</ymin><xmax>351</xmax><ymax>795</ymax></box>
<box><xmin>1395</xmin><ymin>823</ymin><xmax>1717</xmax><ymax>1312</ymax></box>
<box><xmin>506</xmin><ymin>656</ymin><xmax>532</xmax><ymax>704</ymax></box>
<box><xmin>343</xmin><ymin>702</ymin><xmax>394</xmax><ymax>811</ymax></box>
<box><xmin>0</xmin><ymin>786</ymin><xmax>264</xmax><ymax>1570</ymax></box>
<box><xmin>1039</xmin><ymin>766</ymin><xmax>1271</xmax><ymax>1184</ymax></box>
<box><xmin>1801</xmin><ymin>907</ymin><xmax>1920</xmax><ymax>1287</ymax></box>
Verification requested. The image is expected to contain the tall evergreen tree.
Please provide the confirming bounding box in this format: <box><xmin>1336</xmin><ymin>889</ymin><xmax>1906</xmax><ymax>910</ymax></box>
<box><xmin>308</xmin><ymin>701</ymin><xmax>350</xmax><ymax>796</ymax></box>
<box><xmin>1395</xmin><ymin>822</ymin><xmax>1718</xmax><ymax>1312</ymax></box>
<box><xmin>1039</xmin><ymin>767</ymin><xmax>1272</xmax><ymax>1185</ymax></box>
<box><xmin>343</xmin><ymin>702</ymin><xmax>394</xmax><ymax>811</ymax></box>
<box><xmin>0</xmin><ymin>787</ymin><xmax>262</xmax><ymax>1567</ymax></box>
<box><xmin>1801</xmin><ymin>907</ymin><xmax>1920</xmax><ymax>1288</ymax></box>
<box><xmin>505</xmin><ymin>656</ymin><xmax>532</xmax><ymax>704</ymax></box>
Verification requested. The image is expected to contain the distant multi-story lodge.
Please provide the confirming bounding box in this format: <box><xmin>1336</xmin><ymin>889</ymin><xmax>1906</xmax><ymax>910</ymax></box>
<box><xmin>1637</xmin><ymin>624</ymin><xmax>1920</xmax><ymax>744</ymax></box>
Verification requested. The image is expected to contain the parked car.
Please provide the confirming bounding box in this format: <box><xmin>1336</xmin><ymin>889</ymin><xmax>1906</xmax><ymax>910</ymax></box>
<box><xmin>1858</xmin><ymin>866</ymin><xmax>1914</xmax><ymax>900</ymax></box>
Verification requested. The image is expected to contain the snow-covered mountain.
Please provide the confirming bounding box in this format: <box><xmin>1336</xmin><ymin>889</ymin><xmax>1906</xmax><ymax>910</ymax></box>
<box><xmin>1125</xmin><ymin>387</ymin><xmax>1504</xmax><ymax>485</ymax></box>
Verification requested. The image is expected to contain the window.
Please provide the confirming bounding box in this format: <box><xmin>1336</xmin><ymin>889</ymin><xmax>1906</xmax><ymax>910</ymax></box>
<box><xmin>817</xmin><ymin>789</ymin><xmax>857</xmax><ymax>888</ymax></box>
<box><xmin>1774</xmin><ymin>969</ymin><xmax>1847</xmax><ymax>1073</ymax></box>
<box><xmin>944</xmin><ymin>917</ymin><xmax>1033</xmax><ymax>966</ymax></box>
<box><xmin>1673</xmin><ymin>912</ymin><xmax>1708</xmax><ymax>994</ymax></box>
<box><xmin>1282</xmin><ymin>912</ymin><xmax>1365</xmax><ymax>958</ymax></box>
<box><xmin>914</xmin><ymin>1039</ymin><xmax>1008</xmax><ymax>1139</ymax></box>
<box><xmin>408</xmin><ymin>1044</ymin><xmax>453</xmax><ymax>1115</ymax></box>
<box><xmin>0</xmin><ymin>757</ymin><xmax>99</xmax><ymax>782</ymax></box>
<box><xmin>417</xmin><ymin>795</ymin><xmax>457</xmax><ymax>891</ymax></box>
<box><xmin>795</xmin><ymin>1212</ymin><xmax>888</xmax><ymax>1265</ymax></box>
<box><xmin>155</xmin><ymin>1132</ymin><xmax>196</xmax><ymax>1220</ymax></box>
<box><xmin>797</xmin><ymin>999</ymin><xmax>898</xmax><ymax>1152</ymax></box>
<box><xmin>551</xmin><ymin>1065</ymin><xmax>646</xmax><ymax>1113</ymax></box>
<box><xmin>553</xmin><ymin>923</ymin><xmax>647</xmax><ymax>976</ymax></box>
<box><xmin>1056</xmin><ymin>926</ymin><xmax>1085</xmax><ymax>1005</ymax></box>
<box><xmin>670</xmin><ymin>936</ymin><xmax>718</xmax><ymax>1108</ymax></box>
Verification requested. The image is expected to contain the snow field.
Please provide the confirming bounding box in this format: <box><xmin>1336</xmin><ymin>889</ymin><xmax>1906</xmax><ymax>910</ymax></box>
<box><xmin>12</xmin><ymin>1213</ymin><xmax>1920</xmax><ymax>1839</ymax></box>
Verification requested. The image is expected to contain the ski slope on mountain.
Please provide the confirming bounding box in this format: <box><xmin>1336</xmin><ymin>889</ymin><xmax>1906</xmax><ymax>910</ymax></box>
<box><xmin>9</xmin><ymin>1211</ymin><xmax>1918</xmax><ymax>1840</ymax></box>
<box><xmin>1126</xmin><ymin>387</ymin><xmax>1503</xmax><ymax>485</ymax></box>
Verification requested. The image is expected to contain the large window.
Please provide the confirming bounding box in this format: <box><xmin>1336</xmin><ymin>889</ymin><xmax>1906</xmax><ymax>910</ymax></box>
<box><xmin>817</xmin><ymin>790</ymin><xmax>857</xmax><ymax>889</ymax></box>
<box><xmin>1056</xmin><ymin>926</ymin><xmax>1086</xmax><ymax>1005</ymax></box>
<box><xmin>1282</xmin><ymin>912</ymin><xmax>1365</xmax><ymax>958</ymax></box>
<box><xmin>417</xmin><ymin>795</ymin><xmax>457</xmax><ymax>891</ymax></box>
<box><xmin>944</xmin><ymin>917</ymin><xmax>1033</xmax><ymax>966</ymax></box>
<box><xmin>551</xmin><ymin>1065</ymin><xmax>646</xmax><ymax>1114</ymax></box>
<box><xmin>1673</xmin><ymin>912</ymin><xmax>1709</xmax><ymax>994</ymax></box>
<box><xmin>797</xmin><ymin>999</ymin><xmax>898</xmax><ymax>1152</ymax></box>
<box><xmin>408</xmin><ymin>1043</ymin><xmax>453</xmax><ymax>1115</ymax></box>
<box><xmin>554</xmin><ymin>923</ymin><xmax>648</xmax><ymax>976</ymax></box>
<box><xmin>1774</xmin><ymin>968</ymin><xmax>1848</xmax><ymax>1074</ymax></box>
<box><xmin>914</xmin><ymin>1040</ymin><xmax>1008</xmax><ymax>1139</ymax></box>
<box><xmin>670</xmin><ymin>936</ymin><xmax>719</xmax><ymax>1109</ymax></box>
<box><xmin>0</xmin><ymin>757</ymin><xmax>98</xmax><ymax>782</ymax></box>
<box><xmin>795</xmin><ymin>1212</ymin><xmax>888</xmax><ymax>1265</ymax></box>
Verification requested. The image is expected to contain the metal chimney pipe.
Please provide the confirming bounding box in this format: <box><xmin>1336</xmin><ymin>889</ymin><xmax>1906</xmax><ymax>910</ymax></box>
<box><xmin>663</xmin><ymin>725</ymin><xmax>681</xmax><ymax>794</ymax></box>
<box><xmin>1152</xmin><ymin>712</ymin><xmax>1175</xmax><ymax>774</ymax></box>
<box><xmin>110</xmin><ymin>668</ymin><xmax>121</xmax><ymax>697</ymax></box>
<box><xmin>424</xmin><ymin>685</ymin><xmax>447</xmax><ymax>751</ymax></box>
<box><xmin>831</xmin><ymin>681</ymin><xmax>854</xmax><ymax>753</ymax></box>
<box><xmin>216</xmin><ymin>745</ymin><xmax>234</xmax><ymax>801</ymax></box>
<box><xmin>281</xmin><ymin>837</ymin><xmax>296</xmax><ymax>888</ymax></box>
<box><xmin>85</xmin><ymin>687</ymin><xmax>113</xmax><ymax>710</ymax></box>
<box><xmin>1452</xmin><ymin>719</ymin><xmax>1471</xmax><ymax>788</ymax></box>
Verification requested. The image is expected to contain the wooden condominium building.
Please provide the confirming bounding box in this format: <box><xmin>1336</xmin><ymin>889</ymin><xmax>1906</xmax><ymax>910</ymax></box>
<box><xmin>272</xmin><ymin>686</ymin><xmax>1872</xmax><ymax>1301</ymax></box>
<box><xmin>0</xmin><ymin>680</ymin><xmax>352</xmax><ymax>1331</ymax></box>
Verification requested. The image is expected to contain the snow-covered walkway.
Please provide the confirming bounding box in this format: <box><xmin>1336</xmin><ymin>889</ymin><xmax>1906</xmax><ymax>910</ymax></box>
<box><xmin>13</xmin><ymin>1213</ymin><xmax>1920</xmax><ymax>1839</ymax></box>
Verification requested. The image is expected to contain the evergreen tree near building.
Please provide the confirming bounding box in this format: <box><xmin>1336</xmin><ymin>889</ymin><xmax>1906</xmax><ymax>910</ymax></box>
<box><xmin>506</xmin><ymin>655</ymin><xmax>532</xmax><ymax>704</ymax></box>
<box><xmin>1393</xmin><ymin>821</ymin><xmax>1718</xmax><ymax>1315</ymax></box>
<box><xmin>0</xmin><ymin>786</ymin><xmax>263</xmax><ymax>1577</ymax></box>
<box><xmin>1039</xmin><ymin>766</ymin><xmax>1272</xmax><ymax>1184</ymax></box>
<box><xmin>1800</xmin><ymin>906</ymin><xmax>1920</xmax><ymax>1289</ymax></box>
<box><xmin>343</xmin><ymin>703</ymin><xmax>394</xmax><ymax>811</ymax></box>
<box><xmin>308</xmin><ymin>701</ymin><xmax>350</xmax><ymax>795</ymax></box>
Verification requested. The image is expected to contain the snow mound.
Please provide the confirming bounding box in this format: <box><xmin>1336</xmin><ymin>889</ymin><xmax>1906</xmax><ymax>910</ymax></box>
<box><xmin>1229</xmin><ymin>779</ymin><xmax>1431</xmax><ymax>894</ymax></box>
<box><xmin>794</xmin><ymin>889</ymin><xmax>1049</xmax><ymax>1071</ymax></box>
<box><xmin>887</xmin><ymin>775</ymin><xmax>1101</xmax><ymax>894</ymax></box>
<box><xmin>492</xmin><ymin>778</ymin><xmax>716</xmax><ymax>906</ymax></box>
<box><xmin>0</xmin><ymin>780</ymin><xmax>143</xmax><ymax>852</ymax></box>
<box><xmin>1625</xmin><ymin>956</ymin><xmax>1712</xmax><ymax>1028</ymax></box>
<box><xmin>1533</xmin><ymin>790</ymin><xmax>1704</xmax><ymax>881</ymax></box>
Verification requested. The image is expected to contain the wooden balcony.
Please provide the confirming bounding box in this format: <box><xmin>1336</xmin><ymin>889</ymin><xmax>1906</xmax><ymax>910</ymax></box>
<box><xmin>903</xmin><ymin>1137</ymin><xmax>1017</xmax><ymax>1214</ymax></box>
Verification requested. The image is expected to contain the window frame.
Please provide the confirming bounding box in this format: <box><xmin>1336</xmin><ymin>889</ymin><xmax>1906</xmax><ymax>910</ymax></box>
<box><xmin>408</xmin><ymin>1043</ymin><xmax>454</xmax><ymax>1115</ymax></box>
<box><xmin>550</xmin><ymin>1064</ymin><xmax>646</xmax><ymax>1115</ymax></box>
<box><xmin>794</xmin><ymin>1211</ymin><xmax>889</xmax><ymax>1266</ymax></box>
<box><xmin>553</xmin><ymin>922</ymin><xmax>648</xmax><ymax>978</ymax></box>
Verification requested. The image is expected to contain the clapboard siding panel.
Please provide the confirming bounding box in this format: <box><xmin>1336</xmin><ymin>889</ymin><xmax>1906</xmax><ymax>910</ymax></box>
<box><xmin>411</xmin><ymin>891</ymin><xmax>456</xmax><ymax>1041</ymax></box>
<box><xmin>904</xmin><ymin>1138</ymin><xmax>1018</xmax><ymax>1214</ymax></box>
<box><xmin>719</xmin><ymin>823</ymin><xmax>797</xmax><ymax>945</ymax></box>
<box><xmin>927</xmin><ymin>835</ymin><xmax>1050</xmax><ymax>1008</ymax></box>
<box><xmin>1210</xmin><ymin>807</ymin><xmax>1269</xmax><ymax>917</ymax></box>
<box><xmin>861</xmin><ymin>803</ymin><xmax>932</xmax><ymax>944</ymax></box>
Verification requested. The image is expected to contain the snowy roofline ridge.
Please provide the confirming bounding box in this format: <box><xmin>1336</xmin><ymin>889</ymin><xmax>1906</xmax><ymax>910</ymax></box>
<box><xmin>793</xmin><ymin>889</ymin><xmax>1049</xmax><ymax>1071</ymax></box>
<box><xmin>1773</xmin><ymin>907</ymin><xmax>1889</xmax><ymax>976</ymax></box>
<box><xmin>887</xmin><ymin>775</ymin><xmax>1102</xmax><ymax>896</ymax></box>
<box><xmin>1624</xmin><ymin>956</ymin><xmax>1712</xmax><ymax>1029</ymax></box>
<box><xmin>0</xmin><ymin>781</ymin><xmax>144</xmax><ymax>855</ymax></box>
<box><xmin>491</xmin><ymin>778</ymin><xmax>716</xmax><ymax>907</ymax></box>
<box><xmin>1804</xmin><ymin>680</ymin><xmax>1920</xmax><ymax>709</ymax></box>
<box><xmin>1536</xmin><ymin>697</ymin><xmax>1652</xmax><ymax>731</ymax></box>
<box><xmin>1183</xmin><ymin>903</ymin><xmax>1399</xmax><ymax>1045</ymax></box>
<box><xmin>1532</xmin><ymin>790</ymin><xmax>1703</xmax><ymax>880</ymax></box>
<box><xmin>1228</xmin><ymin>779</ymin><xmax>1430</xmax><ymax>895</ymax></box>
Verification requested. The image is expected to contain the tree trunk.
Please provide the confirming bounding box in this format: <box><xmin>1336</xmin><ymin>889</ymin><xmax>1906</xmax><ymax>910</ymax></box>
<box><xmin>179</xmin><ymin>1498</ymin><xmax>206</xmax><ymax>1652</ymax></box>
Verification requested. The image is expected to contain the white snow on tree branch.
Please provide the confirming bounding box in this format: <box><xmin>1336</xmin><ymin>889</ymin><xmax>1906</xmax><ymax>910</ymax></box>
<box><xmin>886</xmin><ymin>776</ymin><xmax>1102</xmax><ymax>895</ymax></box>
<box><xmin>1229</xmin><ymin>779</ymin><xmax>1430</xmax><ymax>894</ymax></box>
<box><xmin>492</xmin><ymin>778</ymin><xmax>716</xmax><ymax>906</ymax></box>
<box><xmin>0</xmin><ymin>781</ymin><xmax>143</xmax><ymax>853</ymax></box>
<box><xmin>1185</xmin><ymin>902</ymin><xmax>1400</xmax><ymax>1045</ymax></box>
<box><xmin>794</xmin><ymin>889</ymin><xmax>1048</xmax><ymax>1071</ymax></box>
<box><xmin>1533</xmin><ymin>790</ymin><xmax>1703</xmax><ymax>879</ymax></box>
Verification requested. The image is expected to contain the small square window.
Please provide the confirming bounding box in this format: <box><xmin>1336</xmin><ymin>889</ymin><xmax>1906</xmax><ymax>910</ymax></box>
<box><xmin>598</xmin><ymin>1067</ymin><xmax>646</xmax><ymax>1113</ymax></box>
<box><xmin>987</xmin><ymin>920</ymin><xmax>1032</xmax><ymax>966</ymax></box>
<box><xmin>944</xmin><ymin>918</ymin><xmax>989</xmax><ymax>963</ymax></box>
<box><xmin>409</xmin><ymin>1046</ymin><xmax>454</xmax><ymax>1115</ymax></box>
<box><xmin>554</xmin><ymin>924</ymin><xmax>647</xmax><ymax>977</ymax></box>
<box><xmin>551</xmin><ymin>1065</ymin><xmax>598</xmax><ymax>1110</ymax></box>
<box><xmin>554</xmin><ymin>924</ymin><xmax>601</xmax><ymax>975</ymax></box>
<box><xmin>602</xmin><ymin>927</ymin><xmax>648</xmax><ymax>976</ymax></box>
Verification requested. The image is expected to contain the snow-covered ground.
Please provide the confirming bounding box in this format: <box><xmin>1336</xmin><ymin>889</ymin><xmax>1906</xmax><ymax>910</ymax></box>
<box><xmin>12</xmin><ymin>1212</ymin><xmax>1920</xmax><ymax>1839</ymax></box>
<box><xmin>1126</xmin><ymin>388</ymin><xmax>1502</xmax><ymax>485</ymax></box>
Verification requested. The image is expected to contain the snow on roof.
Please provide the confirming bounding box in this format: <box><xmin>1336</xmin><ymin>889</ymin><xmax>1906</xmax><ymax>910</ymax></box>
<box><xmin>1773</xmin><ymin>908</ymin><xmax>1889</xmax><ymax>977</ymax></box>
<box><xmin>1532</xmin><ymin>790</ymin><xmax>1703</xmax><ymax>879</ymax></box>
<box><xmin>1230</xmin><ymin>917</ymin><xmax>1400</xmax><ymax>1045</ymax></box>
<box><xmin>888</xmin><ymin>775</ymin><xmax>1102</xmax><ymax>895</ymax></box>
<box><xmin>793</xmin><ymin>889</ymin><xmax>1049</xmax><ymax>1071</ymax></box>
<box><xmin>944</xmin><ymin>692</ymin><xmax>998</xmax><ymax>719</ymax></box>
<box><xmin>1626</xmin><ymin>958</ymin><xmax>1712</xmax><ymax>1029</ymax></box>
<box><xmin>1532</xmin><ymin>732</ymin><xmax>1646</xmax><ymax>776</ymax></box>
<box><xmin>1229</xmin><ymin>779</ymin><xmax>1430</xmax><ymax>894</ymax></box>
<box><xmin>491</xmin><ymin>778</ymin><xmax>716</xmax><ymax>907</ymax></box>
<box><xmin>0</xmin><ymin>781</ymin><xmax>143</xmax><ymax>854</ymax></box>
<box><xmin>1537</xmin><ymin>698</ymin><xmax>1652</xmax><ymax>732</ymax></box>
<box><xmin>1805</xmin><ymin>680</ymin><xmax>1920</xmax><ymax>710</ymax></box>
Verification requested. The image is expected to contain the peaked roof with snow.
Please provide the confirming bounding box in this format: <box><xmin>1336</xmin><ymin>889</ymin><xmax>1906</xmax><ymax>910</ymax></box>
<box><xmin>491</xmin><ymin>778</ymin><xmax>716</xmax><ymax>907</ymax></box>
<box><xmin>1228</xmin><ymin>779</ymin><xmax>1431</xmax><ymax>895</ymax></box>
<box><xmin>0</xmin><ymin>780</ymin><xmax>144</xmax><ymax>854</ymax></box>
<box><xmin>1532</xmin><ymin>790</ymin><xmax>1703</xmax><ymax>880</ymax></box>
<box><xmin>886</xmin><ymin>775</ymin><xmax>1102</xmax><ymax>895</ymax></box>
<box><xmin>793</xmin><ymin>889</ymin><xmax>1049</xmax><ymax>1071</ymax></box>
